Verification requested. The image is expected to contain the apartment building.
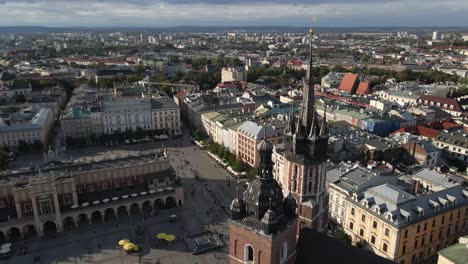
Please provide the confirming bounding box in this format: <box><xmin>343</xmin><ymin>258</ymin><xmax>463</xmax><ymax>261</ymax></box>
<box><xmin>433</xmin><ymin>129</ymin><xmax>468</xmax><ymax>163</ymax></box>
<box><xmin>0</xmin><ymin>108</ymin><xmax>54</xmax><ymax>147</ymax></box>
<box><xmin>237</xmin><ymin>121</ymin><xmax>282</xmax><ymax>167</ymax></box>
<box><xmin>344</xmin><ymin>183</ymin><xmax>468</xmax><ymax>264</ymax></box>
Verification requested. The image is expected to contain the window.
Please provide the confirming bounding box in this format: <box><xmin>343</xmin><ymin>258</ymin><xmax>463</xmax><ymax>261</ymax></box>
<box><xmin>280</xmin><ymin>242</ymin><xmax>288</xmax><ymax>263</ymax></box>
<box><xmin>383</xmin><ymin>243</ymin><xmax>388</xmax><ymax>252</ymax></box>
<box><xmin>421</xmin><ymin>237</ymin><xmax>425</xmax><ymax>246</ymax></box>
<box><xmin>371</xmin><ymin>236</ymin><xmax>376</xmax><ymax>244</ymax></box>
<box><xmin>441</xmin><ymin>216</ymin><xmax>445</xmax><ymax>224</ymax></box>
<box><xmin>361</xmin><ymin>214</ymin><xmax>366</xmax><ymax>222</ymax></box>
<box><xmin>417</xmin><ymin>225</ymin><xmax>420</xmax><ymax>233</ymax></box>
<box><xmin>424</xmin><ymin>222</ymin><xmax>427</xmax><ymax>231</ymax></box>
<box><xmin>89</xmin><ymin>185</ymin><xmax>95</xmax><ymax>192</ymax></box>
<box><xmin>23</xmin><ymin>202</ymin><xmax>32</xmax><ymax>213</ymax></box>
<box><xmin>0</xmin><ymin>201</ymin><xmax>4</xmax><ymax>208</ymax></box>
<box><xmin>77</xmin><ymin>187</ymin><xmax>83</xmax><ymax>194</ymax></box>
<box><xmin>39</xmin><ymin>199</ymin><xmax>53</xmax><ymax>214</ymax></box>
<box><xmin>359</xmin><ymin>229</ymin><xmax>364</xmax><ymax>237</ymax></box>
<box><xmin>404</xmin><ymin>230</ymin><xmax>408</xmax><ymax>238</ymax></box>
<box><xmin>402</xmin><ymin>245</ymin><xmax>406</xmax><ymax>254</ymax></box>
<box><xmin>432</xmin><ymin>219</ymin><xmax>436</xmax><ymax>227</ymax></box>
<box><xmin>349</xmin><ymin>222</ymin><xmax>354</xmax><ymax>230</ymax></box>
<box><xmin>102</xmin><ymin>183</ymin><xmax>108</xmax><ymax>190</ymax></box>
<box><xmin>414</xmin><ymin>240</ymin><xmax>418</xmax><ymax>248</ymax></box>
<box><xmin>244</xmin><ymin>245</ymin><xmax>254</xmax><ymax>262</ymax></box>
<box><xmin>373</xmin><ymin>221</ymin><xmax>378</xmax><ymax>229</ymax></box>
<box><xmin>385</xmin><ymin>228</ymin><xmax>390</xmax><ymax>236</ymax></box>
<box><xmin>351</xmin><ymin>208</ymin><xmax>355</xmax><ymax>216</ymax></box>
<box><xmin>63</xmin><ymin>195</ymin><xmax>71</xmax><ymax>205</ymax></box>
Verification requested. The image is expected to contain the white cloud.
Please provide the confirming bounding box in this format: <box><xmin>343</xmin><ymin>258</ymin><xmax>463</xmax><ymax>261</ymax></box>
<box><xmin>0</xmin><ymin>0</ymin><xmax>466</xmax><ymax>27</ymax></box>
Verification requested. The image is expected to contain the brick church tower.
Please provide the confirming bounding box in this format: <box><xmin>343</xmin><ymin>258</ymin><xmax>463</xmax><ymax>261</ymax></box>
<box><xmin>229</xmin><ymin>132</ymin><xmax>298</xmax><ymax>264</ymax></box>
<box><xmin>273</xmin><ymin>29</ymin><xmax>329</xmax><ymax>234</ymax></box>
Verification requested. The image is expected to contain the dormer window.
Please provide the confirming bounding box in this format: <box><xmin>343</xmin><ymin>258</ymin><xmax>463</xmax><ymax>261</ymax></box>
<box><xmin>387</xmin><ymin>214</ymin><xmax>392</xmax><ymax>221</ymax></box>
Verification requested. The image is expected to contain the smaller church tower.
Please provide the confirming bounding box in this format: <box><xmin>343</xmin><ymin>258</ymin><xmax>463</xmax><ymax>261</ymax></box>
<box><xmin>229</xmin><ymin>135</ymin><xmax>298</xmax><ymax>264</ymax></box>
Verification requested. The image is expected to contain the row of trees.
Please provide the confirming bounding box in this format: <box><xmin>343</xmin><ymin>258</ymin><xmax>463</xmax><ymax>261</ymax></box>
<box><xmin>206</xmin><ymin>138</ymin><xmax>246</xmax><ymax>173</ymax></box>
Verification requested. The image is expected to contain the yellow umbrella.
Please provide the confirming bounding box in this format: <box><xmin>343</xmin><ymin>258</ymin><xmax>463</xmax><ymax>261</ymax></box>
<box><xmin>156</xmin><ymin>233</ymin><xmax>167</xmax><ymax>239</ymax></box>
<box><xmin>165</xmin><ymin>234</ymin><xmax>176</xmax><ymax>242</ymax></box>
<box><xmin>123</xmin><ymin>243</ymin><xmax>135</xmax><ymax>251</ymax></box>
<box><xmin>118</xmin><ymin>239</ymin><xmax>130</xmax><ymax>246</ymax></box>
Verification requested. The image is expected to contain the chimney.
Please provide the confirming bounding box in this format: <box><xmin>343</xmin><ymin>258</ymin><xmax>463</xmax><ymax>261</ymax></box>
<box><xmin>414</xmin><ymin>180</ymin><xmax>421</xmax><ymax>194</ymax></box>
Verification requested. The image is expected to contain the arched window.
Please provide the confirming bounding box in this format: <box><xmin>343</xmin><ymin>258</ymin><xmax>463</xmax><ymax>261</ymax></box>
<box><xmin>292</xmin><ymin>164</ymin><xmax>298</xmax><ymax>192</ymax></box>
<box><xmin>244</xmin><ymin>244</ymin><xmax>254</xmax><ymax>262</ymax></box>
<box><xmin>308</xmin><ymin>181</ymin><xmax>312</xmax><ymax>192</ymax></box>
<box><xmin>234</xmin><ymin>239</ymin><xmax>238</xmax><ymax>255</ymax></box>
<box><xmin>280</xmin><ymin>242</ymin><xmax>288</xmax><ymax>263</ymax></box>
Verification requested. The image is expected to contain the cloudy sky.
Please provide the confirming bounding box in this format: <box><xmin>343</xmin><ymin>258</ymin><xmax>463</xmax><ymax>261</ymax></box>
<box><xmin>0</xmin><ymin>0</ymin><xmax>466</xmax><ymax>27</ymax></box>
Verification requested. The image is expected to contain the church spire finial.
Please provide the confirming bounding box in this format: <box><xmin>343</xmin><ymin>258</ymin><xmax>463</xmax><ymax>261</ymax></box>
<box><xmin>299</xmin><ymin>28</ymin><xmax>316</xmax><ymax>136</ymax></box>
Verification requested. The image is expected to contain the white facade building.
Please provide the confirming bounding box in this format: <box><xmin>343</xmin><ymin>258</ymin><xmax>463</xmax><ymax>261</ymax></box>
<box><xmin>221</xmin><ymin>67</ymin><xmax>247</xmax><ymax>83</ymax></box>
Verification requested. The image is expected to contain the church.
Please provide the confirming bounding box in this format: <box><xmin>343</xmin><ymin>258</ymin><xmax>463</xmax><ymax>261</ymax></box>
<box><xmin>228</xmin><ymin>30</ymin><xmax>393</xmax><ymax>264</ymax></box>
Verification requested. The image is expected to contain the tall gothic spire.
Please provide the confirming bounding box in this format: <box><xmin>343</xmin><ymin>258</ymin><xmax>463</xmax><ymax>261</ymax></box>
<box><xmin>320</xmin><ymin>103</ymin><xmax>328</xmax><ymax>136</ymax></box>
<box><xmin>297</xmin><ymin>29</ymin><xmax>316</xmax><ymax>138</ymax></box>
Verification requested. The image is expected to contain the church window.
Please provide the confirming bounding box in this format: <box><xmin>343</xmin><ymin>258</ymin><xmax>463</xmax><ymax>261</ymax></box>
<box><xmin>244</xmin><ymin>245</ymin><xmax>254</xmax><ymax>262</ymax></box>
<box><xmin>280</xmin><ymin>242</ymin><xmax>288</xmax><ymax>263</ymax></box>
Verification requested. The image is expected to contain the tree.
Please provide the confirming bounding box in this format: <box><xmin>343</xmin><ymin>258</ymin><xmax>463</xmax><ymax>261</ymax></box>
<box><xmin>0</xmin><ymin>149</ymin><xmax>9</xmax><ymax>170</ymax></box>
<box><xmin>331</xmin><ymin>65</ymin><xmax>346</xmax><ymax>72</ymax></box>
<box><xmin>2</xmin><ymin>106</ymin><xmax>19</xmax><ymax>114</ymax></box>
<box><xmin>333</xmin><ymin>230</ymin><xmax>352</xmax><ymax>245</ymax></box>
<box><xmin>12</xmin><ymin>94</ymin><xmax>26</xmax><ymax>103</ymax></box>
<box><xmin>193</xmin><ymin>128</ymin><xmax>204</xmax><ymax>141</ymax></box>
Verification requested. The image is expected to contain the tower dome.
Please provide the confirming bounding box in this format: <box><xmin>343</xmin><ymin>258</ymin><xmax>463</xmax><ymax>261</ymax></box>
<box><xmin>258</xmin><ymin>138</ymin><xmax>273</xmax><ymax>154</ymax></box>
<box><xmin>230</xmin><ymin>186</ymin><xmax>245</xmax><ymax>220</ymax></box>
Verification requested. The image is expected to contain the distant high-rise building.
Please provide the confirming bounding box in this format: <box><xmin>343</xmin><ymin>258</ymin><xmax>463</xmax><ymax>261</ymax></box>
<box><xmin>432</xmin><ymin>31</ymin><xmax>444</xmax><ymax>40</ymax></box>
<box><xmin>221</xmin><ymin>67</ymin><xmax>247</xmax><ymax>83</ymax></box>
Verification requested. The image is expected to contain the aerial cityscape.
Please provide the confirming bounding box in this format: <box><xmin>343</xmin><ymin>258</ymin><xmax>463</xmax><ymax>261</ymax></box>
<box><xmin>0</xmin><ymin>1</ymin><xmax>467</xmax><ymax>264</ymax></box>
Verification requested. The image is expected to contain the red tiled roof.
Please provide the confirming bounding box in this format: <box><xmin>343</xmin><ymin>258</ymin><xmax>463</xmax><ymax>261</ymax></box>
<box><xmin>174</xmin><ymin>90</ymin><xmax>187</xmax><ymax>98</ymax></box>
<box><xmin>418</xmin><ymin>94</ymin><xmax>462</xmax><ymax>112</ymax></box>
<box><xmin>338</xmin><ymin>73</ymin><xmax>359</xmax><ymax>94</ymax></box>
<box><xmin>441</xmin><ymin>121</ymin><xmax>460</xmax><ymax>129</ymax></box>
<box><xmin>287</xmin><ymin>60</ymin><xmax>302</xmax><ymax>66</ymax></box>
<box><xmin>356</xmin><ymin>81</ymin><xmax>370</xmax><ymax>95</ymax></box>
<box><xmin>390</xmin><ymin>120</ymin><xmax>461</xmax><ymax>138</ymax></box>
<box><xmin>416</xmin><ymin>126</ymin><xmax>440</xmax><ymax>138</ymax></box>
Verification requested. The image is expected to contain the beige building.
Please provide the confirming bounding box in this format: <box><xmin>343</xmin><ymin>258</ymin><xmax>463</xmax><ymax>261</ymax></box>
<box><xmin>0</xmin><ymin>151</ymin><xmax>183</xmax><ymax>241</ymax></box>
<box><xmin>60</xmin><ymin>107</ymin><xmax>93</xmax><ymax>141</ymax></box>
<box><xmin>344</xmin><ymin>183</ymin><xmax>468</xmax><ymax>264</ymax></box>
<box><xmin>0</xmin><ymin>108</ymin><xmax>54</xmax><ymax>148</ymax></box>
<box><xmin>221</xmin><ymin>67</ymin><xmax>247</xmax><ymax>83</ymax></box>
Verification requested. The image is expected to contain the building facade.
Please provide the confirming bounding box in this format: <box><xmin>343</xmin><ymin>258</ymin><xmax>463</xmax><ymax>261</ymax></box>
<box><xmin>237</xmin><ymin>121</ymin><xmax>282</xmax><ymax>167</ymax></box>
<box><xmin>344</xmin><ymin>183</ymin><xmax>468</xmax><ymax>264</ymax></box>
<box><xmin>0</xmin><ymin>108</ymin><xmax>54</xmax><ymax>148</ymax></box>
<box><xmin>221</xmin><ymin>67</ymin><xmax>247</xmax><ymax>83</ymax></box>
<box><xmin>0</xmin><ymin>151</ymin><xmax>183</xmax><ymax>241</ymax></box>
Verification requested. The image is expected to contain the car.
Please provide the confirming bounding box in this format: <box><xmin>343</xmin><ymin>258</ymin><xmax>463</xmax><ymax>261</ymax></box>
<box><xmin>169</xmin><ymin>214</ymin><xmax>178</xmax><ymax>223</ymax></box>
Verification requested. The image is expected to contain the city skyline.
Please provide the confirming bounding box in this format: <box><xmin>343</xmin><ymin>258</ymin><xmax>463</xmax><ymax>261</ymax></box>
<box><xmin>0</xmin><ymin>0</ymin><xmax>467</xmax><ymax>27</ymax></box>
